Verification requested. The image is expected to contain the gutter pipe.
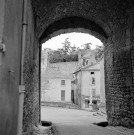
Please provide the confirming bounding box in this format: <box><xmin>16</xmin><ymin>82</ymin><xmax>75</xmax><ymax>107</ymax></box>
<box><xmin>17</xmin><ymin>0</ymin><xmax>28</xmax><ymax>135</ymax></box>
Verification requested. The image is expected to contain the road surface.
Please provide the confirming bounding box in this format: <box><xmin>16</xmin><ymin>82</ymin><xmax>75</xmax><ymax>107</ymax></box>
<box><xmin>41</xmin><ymin>106</ymin><xmax>123</xmax><ymax>135</ymax></box>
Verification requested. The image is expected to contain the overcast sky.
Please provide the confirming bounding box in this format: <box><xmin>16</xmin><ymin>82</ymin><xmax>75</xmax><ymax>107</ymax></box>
<box><xmin>42</xmin><ymin>32</ymin><xmax>103</xmax><ymax>50</ymax></box>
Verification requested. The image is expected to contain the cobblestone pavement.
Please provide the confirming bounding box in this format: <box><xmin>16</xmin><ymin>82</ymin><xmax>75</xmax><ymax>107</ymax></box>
<box><xmin>41</xmin><ymin>106</ymin><xmax>134</xmax><ymax>135</ymax></box>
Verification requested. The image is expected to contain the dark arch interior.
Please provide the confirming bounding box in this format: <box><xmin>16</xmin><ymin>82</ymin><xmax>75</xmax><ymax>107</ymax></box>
<box><xmin>39</xmin><ymin>16</ymin><xmax>108</xmax><ymax>42</ymax></box>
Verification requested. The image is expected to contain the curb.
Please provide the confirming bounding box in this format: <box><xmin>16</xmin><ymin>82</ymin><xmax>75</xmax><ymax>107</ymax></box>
<box><xmin>33</xmin><ymin>122</ymin><xmax>58</xmax><ymax>135</ymax></box>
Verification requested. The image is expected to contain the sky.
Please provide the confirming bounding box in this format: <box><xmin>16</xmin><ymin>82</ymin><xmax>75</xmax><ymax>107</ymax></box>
<box><xmin>42</xmin><ymin>32</ymin><xmax>103</xmax><ymax>50</ymax></box>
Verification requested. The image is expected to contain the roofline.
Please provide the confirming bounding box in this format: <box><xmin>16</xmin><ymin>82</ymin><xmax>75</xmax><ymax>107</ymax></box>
<box><xmin>49</xmin><ymin>61</ymin><xmax>78</xmax><ymax>65</ymax></box>
<box><xmin>44</xmin><ymin>77</ymin><xmax>72</xmax><ymax>79</ymax></box>
<box><xmin>81</xmin><ymin>61</ymin><xmax>100</xmax><ymax>70</ymax></box>
<box><xmin>82</xmin><ymin>69</ymin><xmax>100</xmax><ymax>71</ymax></box>
<box><xmin>73</xmin><ymin>61</ymin><xmax>100</xmax><ymax>74</ymax></box>
<box><xmin>73</xmin><ymin>68</ymin><xmax>81</xmax><ymax>74</ymax></box>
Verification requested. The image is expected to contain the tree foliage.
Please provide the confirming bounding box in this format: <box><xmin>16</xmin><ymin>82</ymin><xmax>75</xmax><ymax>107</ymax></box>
<box><xmin>47</xmin><ymin>38</ymin><xmax>104</xmax><ymax>63</ymax></box>
<box><xmin>95</xmin><ymin>45</ymin><xmax>104</xmax><ymax>60</ymax></box>
<box><xmin>49</xmin><ymin>38</ymin><xmax>79</xmax><ymax>63</ymax></box>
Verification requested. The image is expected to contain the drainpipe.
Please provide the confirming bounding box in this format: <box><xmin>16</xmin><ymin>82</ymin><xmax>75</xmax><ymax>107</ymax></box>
<box><xmin>39</xmin><ymin>44</ymin><xmax>42</xmax><ymax>123</ymax></box>
<box><xmin>17</xmin><ymin>0</ymin><xmax>28</xmax><ymax>135</ymax></box>
<box><xmin>80</xmin><ymin>70</ymin><xmax>82</xmax><ymax>108</ymax></box>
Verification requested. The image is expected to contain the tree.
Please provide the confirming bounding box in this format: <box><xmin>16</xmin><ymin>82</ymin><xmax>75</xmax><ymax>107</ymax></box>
<box><xmin>49</xmin><ymin>50</ymin><xmax>63</xmax><ymax>63</ymax></box>
<box><xmin>61</xmin><ymin>38</ymin><xmax>71</xmax><ymax>55</ymax></box>
<box><xmin>48</xmin><ymin>38</ymin><xmax>79</xmax><ymax>63</ymax></box>
<box><xmin>95</xmin><ymin>45</ymin><xmax>104</xmax><ymax>60</ymax></box>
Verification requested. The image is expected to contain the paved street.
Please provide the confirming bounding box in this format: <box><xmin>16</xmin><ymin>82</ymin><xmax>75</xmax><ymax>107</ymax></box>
<box><xmin>41</xmin><ymin>106</ymin><xmax>124</xmax><ymax>135</ymax></box>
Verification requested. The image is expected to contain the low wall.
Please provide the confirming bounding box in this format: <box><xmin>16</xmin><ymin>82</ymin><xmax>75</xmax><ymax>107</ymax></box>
<box><xmin>41</xmin><ymin>102</ymin><xmax>81</xmax><ymax>110</ymax></box>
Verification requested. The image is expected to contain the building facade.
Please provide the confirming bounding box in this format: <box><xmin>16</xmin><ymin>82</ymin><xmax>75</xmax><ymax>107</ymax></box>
<box><xmin>73</xmin><ymin>62</ymin><xmax>101</xmax><ymax>108</ymax></box>
<box><xmin>99</xmin><ymin>58</ymin><xmax>106</xmax><ymax>113</ymax></box>
<box><xmin>72</xmin><ymin>50</ymin><xmax>105</xmax><ymax>109</ymax></box>
<box><xmin>41</xmin><ymin>62</ymin><xmax>78</xmax><ymax>102</ymax></box>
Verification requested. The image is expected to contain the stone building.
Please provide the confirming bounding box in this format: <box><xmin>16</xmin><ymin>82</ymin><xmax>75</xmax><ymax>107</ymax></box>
<box><xmin>0</xmin><ymin>1</ymin><xmax>134</xmax><ymax>135</ymax></box>
<box><xmin>41</xmin><ymin>62</ymin><xmax>78</xmax><ymax>102</ymax></box>
<box><xmin>73</xmin><ymin>51</ymin><xmax>103</xmax><ymax>109</ymax></box>
<box><xmin>78</xmin><ymin>49</ymin><xmax>96</xmax><ymax>68</ymax></box>
<box><xmin>99</xmin><ymin>57</ymin><xmax>106</xmax><ymax>113</ymax></box>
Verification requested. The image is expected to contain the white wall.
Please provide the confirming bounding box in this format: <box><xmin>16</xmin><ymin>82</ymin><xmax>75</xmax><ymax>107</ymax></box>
<box><xmin>42</xmin><ymin>78</ymin><xmax>71</xmax><ymax>102</ymax></box>
<box><xmin>80</xmin><ymin>70</ymin><xmax>100</xmax><ymax>108</ymax></box>
<box><xmin>100</xmin><ymin>58</ymin><xmax>105</xmax><ymax>103</ymax></box>
<box><xmin>81</xmin><ymin>71</ymin><xmax>90</xmax><ymax>96</ymax></box>
<box><xmin>81</xmin><ymin>70</ymin><xmax>100</xmax><ymax>97</ymax></box>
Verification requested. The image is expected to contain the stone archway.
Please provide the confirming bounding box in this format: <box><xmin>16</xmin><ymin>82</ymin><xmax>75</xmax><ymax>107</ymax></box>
<box><xmin>40</xmin><ymin>17</ymin><xmax>107</xmax><ymax>116</ymax></box>
<box><xmin>37</xmin><ymin>14</ymin><xmax>134</xmax><ymax>128</ymax></box>
<box><xmin>32</xmin><ymin>0</ymin><xmax>134</xmax><ymax>129</ymax></box>
<box><xmin>39</xmin><ymin>16</ymin><xmax>108</xmax><ymax>44</ymax></box>
<box><xmin>1</xmin><ymin>1</ymin><xmax>134</xmax><ymax>135</ymax></box>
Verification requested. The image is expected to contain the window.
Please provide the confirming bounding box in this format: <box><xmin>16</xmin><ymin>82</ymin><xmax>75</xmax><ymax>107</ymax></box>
<box><xmin>92</xmin><ymin>88</ymin><xmax>96</xmax><ymax>97</ymax></box>
<box><xmin>83</xmin><ymin>59</ymin><xmax>86</xmax><ymax>66</ymax></box>
<box><xmin>86</xmin><ymin>60</ymin><xmax>88</xmax><ymax>65</ymax></box>
<box><xmin>61</xmin><ymin>80</ymin><xmax>65</xmax><ymax>85</ymax></box>
<box><xmin>61</xmin><ymin>90</ymin><xmax>65</xmax><ymax>101</ymax></box>
<box><xmin>92</xmin><ymin>77</ymin><xmax>95</xmax><ymax>85</ymax></box>
<box><xmin>91</xmin><ymin>72</ymin><xmax>94</xmax><ymax>75</ymax></box>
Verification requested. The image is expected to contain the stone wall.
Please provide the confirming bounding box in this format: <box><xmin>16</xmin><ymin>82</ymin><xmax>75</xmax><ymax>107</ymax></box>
<box><xmin>42</xmin><ymin>102</ymin><xmax>80</xmax><ymax>110</ymax></box>
<box><xmin>130</xmin><ymin>11</ymin><xmax>134</xmax><ymax>128</ymax></box>
<box><xmin>105</xmin><ymin>23</ymin><xmax>134</xmax><ymax>127</ymax></box>
<box><xmin>32</xmin><ymin>0</ymin><xmax>134</xmax><ymax>128</ymax></box>
<box><xmin>41</xmin><ymin>62</ymin><xmax>78</xmax><ymax>102</ymax></box>
<box><xmin>23</xmin><ymin>0</ymin><xmax>40</xmax><ymax>132</ymax></box>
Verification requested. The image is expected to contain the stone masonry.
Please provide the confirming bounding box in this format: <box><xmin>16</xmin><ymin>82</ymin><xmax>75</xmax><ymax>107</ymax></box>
<box><xmin>31</xmin><ymin>0</ymin><xmax>134</xmax><ymax>128</ymax></box>
<box><xmin>23</xmin><ymin>0</ymin><xmax>40</xmax><ymax>132</ymax></box>
<box><xmin>1</xmin><ymin>1</ymin><xmax>134</xmax><ymax>135</ymax></box>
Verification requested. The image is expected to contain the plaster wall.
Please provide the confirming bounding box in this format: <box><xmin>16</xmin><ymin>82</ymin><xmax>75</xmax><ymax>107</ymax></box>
<box><xmin>99</xmin><ymin>58</ymin><xmax>106</xmax><ymax>112</ymax></box>
<box><xmin>0</xmin><ymin>0</ymin><xmax>23</xmax><ymax>135</ymax></box>
<box><xmin>42</xmin><ymin>78</ymin><xmax>71</xmax><ymax>102</ymax></box>
<box><xmin>49</xmin><ymin>62</ymin><xmax>78</xmax><ymax>75</ymax></box>
<box><xmin>0</xmin><ymin>0</ymin><xmax>5</xmax><ymax>39</ymax></box>
<box><xmin>100</xmin><ymin>58</ymin><xmax>105</xmax><ymax>102</ymax></box>
<box><xmin>81</xmin><ymin>71</ymin><xmax>100</xmax><ymax>97</ymax></box>
<box><xmin>41</xmin><ymin>62</ymin><xmax>78</xmax><ymax>103</ymax></box>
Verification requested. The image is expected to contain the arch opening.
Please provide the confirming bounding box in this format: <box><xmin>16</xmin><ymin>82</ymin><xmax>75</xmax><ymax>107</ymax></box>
<box><xmin>39</xmin><ymin>16</ymin><xmax>108</xmax><ymax>44</ymax></box>
<box><xmin>41</xmin><ymin>32</ymin><xmax>106</xmax><ymax>122</ymax></box>
<box><xmin>39</xmin><ymin>16</ymin><xmax>107</xmax><ymax>114</ymax></box>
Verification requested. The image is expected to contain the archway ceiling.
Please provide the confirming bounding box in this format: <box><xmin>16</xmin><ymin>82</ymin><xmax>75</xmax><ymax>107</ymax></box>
<box><xmin>31</xmin><ymin>0</ymin><xmax>133</xmax><ymax>42</ymax></box>
<box><xmin>39</xmin><ymin>16</ymin><xmax>109</xmax><ymax>43</ymax></box>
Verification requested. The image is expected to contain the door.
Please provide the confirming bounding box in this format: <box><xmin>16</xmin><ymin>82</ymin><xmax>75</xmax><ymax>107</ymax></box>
<box><xmin>71</xmin><ymin>90</ymin><xmax>74</xmax><ymax>103</ymax></box>
<box><xmin>61</xmin><ymin>90</ymin><xmax>65</xmax><ymax>101</ymax></box>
